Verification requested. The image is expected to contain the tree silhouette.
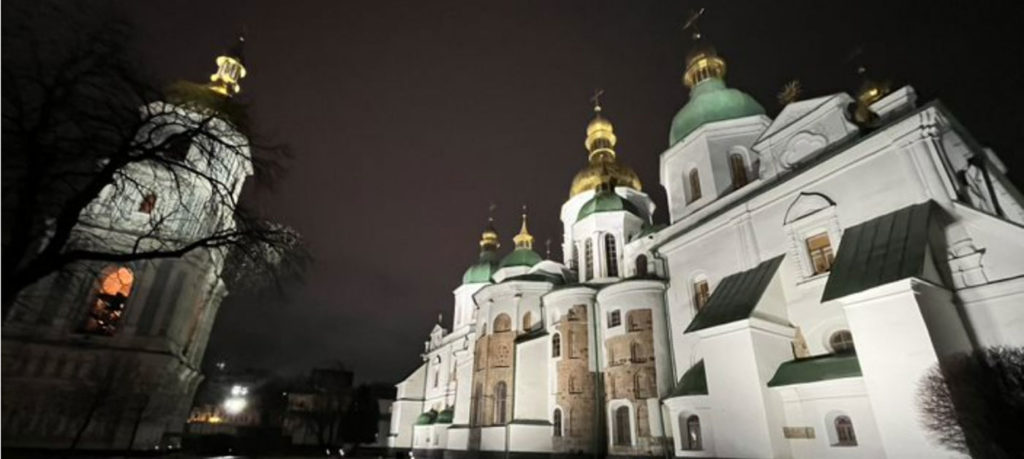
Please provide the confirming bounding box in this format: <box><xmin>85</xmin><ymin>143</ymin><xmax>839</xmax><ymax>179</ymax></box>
<box><xmin>918</xmin><ymin>346</ymin><xmax>1024</xmax><ymax>458</ymax></box>
<box><xmin>2</xmin><ymin>1</ymin><xmax>306</xmax><ymax>315</ymax></box>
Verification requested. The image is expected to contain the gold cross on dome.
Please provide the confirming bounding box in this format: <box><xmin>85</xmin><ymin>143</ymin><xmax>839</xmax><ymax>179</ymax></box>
<box><xmin>683</xmin><ymin>8</ymin><xmax>705</xmax><ymax>40</ymax></box>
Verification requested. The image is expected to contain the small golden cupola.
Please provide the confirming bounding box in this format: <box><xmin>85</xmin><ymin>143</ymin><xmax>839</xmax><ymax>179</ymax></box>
<box><xmin>569</xmin><ymin>93</ymin><xmax>642</xmax><ymax>197</ymax></box>
<box><xmin>209</xmin><ymin>36</ymin><xmax>247</xmax><ymax>97</ymax></box>
<box><xmin>512</xmin><ymin>209</ymin><xmax>534</xmax><ymax>250</ymax></box>
<box><xmin>480</xmin><ymin>217</ymin><xmax>501</xmax><ymax>250</ymax></box>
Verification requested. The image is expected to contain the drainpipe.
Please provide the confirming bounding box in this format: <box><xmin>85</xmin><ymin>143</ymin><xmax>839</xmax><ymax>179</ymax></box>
<box><xmin>652</xmin><ymin>249</ymin><xmax>676</xmax><ymax>459</ymax></box>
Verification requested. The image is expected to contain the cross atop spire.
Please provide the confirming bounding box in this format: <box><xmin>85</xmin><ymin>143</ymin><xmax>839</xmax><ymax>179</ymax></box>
<box><xmin>682</xmin><ymin>7</ymin><xmax>706</xmax><ymax>40</ymax></box>
<box><xmin>590</xmin><ymin>89</ymin><xmax>605</xmax><ymax>113</ymax></box>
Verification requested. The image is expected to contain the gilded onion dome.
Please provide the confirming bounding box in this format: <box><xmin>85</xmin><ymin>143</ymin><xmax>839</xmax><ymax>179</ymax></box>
<box><xmin>500</xmin><ymin>211</ymin><xmax>543</xmax><ymax>268</ymax></box>
<box><xmin>462</xmin><ymin>218</ymin><xmax>501</xmax><ymax>284</ymax></box>
<box><xmin>569</xmin><ymin>102</ymin><xmax>642</xmax><ymax>197</ymax></box>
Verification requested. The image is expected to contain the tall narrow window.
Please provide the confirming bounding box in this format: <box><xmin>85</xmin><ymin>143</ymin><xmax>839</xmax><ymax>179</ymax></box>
<box><xmin>605</xmin><ymin>234</ymin><xmax>619</xmax><ymax>277</ymax></box>
<box><xmin>613</xmin><ymin>406</ymin><xmax>631</xmax><ymax>446</ymax></box>
<box><xmin>635</xmin><ymin>255</ymin><xmax>648</xmax><ymax>277</ymax></box>
<box><xmin>570</xmin><ymin>244</ymin><xmax>578</xmax><ymax>270</ymax></box>
<box><xmin>608</xmin><ymin>310</ymin><xmax>621</xmax><ymax>328</ymax></box>
<box><xmin>552</xmin><ymin>333</ymin><xmax>561</xmax><ymax>358</ymax></box>
<box><xmin>693</xmin><ymin>279</ymin><xmax>710</xmax><ymax>311</ymax></box>
<box><xmin>686</xmin><ymin>415</ymin><xmax>703</xmax><ymax>450</ymax></box>
<box><xmin>522</xmin><ymin>311</ymin><xmax>533</xmax><ymax>331</ymax></box>
<box><xmin>472</xmin><ymin>383</ymin><xmax>484</xmax><ymax>426</ymax></box>
<box><xmin>829</xmin><ymin>330</ymin><xmax>855</xmax><ymax>353</ymax></box>
<box><xmin>553</xmin><ymin>408</ymin><xmax>563</xmax><ymax>437</ymax></box>
<box><xmin>834</xmin><ymin>416</ymin><xmax>857</xmax><ymax>446</ymax></box>
<box><xmin>494</xmin><ymin>382</ymin><xmax>508</xmax><ymax>424</ymax></box>
<box><xmin>83</xmin><ymin>266</ymin><xmax>134</xmax><ymax>335</ymax></box>
<box><xmin>806</xmin><ymin>232</ymin><xmax>835</xmax><ymax>275</ymax></box>
<box><xmin>138</xmin><ymin>193</ymin><xmax>157</xmax><ymax>214</ymax></box>
<box><xmin>433</xmin><ymin>369</ymin><xmax>440</xmax><ymax>388</ymax></box>
<box><xmin>584</xmin><ymin>239</ymin><xmax>594</xmax><ymax>281</ymax></box>
<box><xmin>688</xmin><ymin>169</ymin><xmax>702</xmax><ymax>203</ymax></box>
<box><xmin>632</xmin><ymin>372</ymin><xmax>646</xmax><ymax>398</ymax></box>
<box><xmin>730</xmin><ymin>154</ymin><xmax>749</xmax><ymax>189</ymax></box>
<box><xmin>630</xmin><ymin>342</ymin><xmax>643</xmax><ymax>363</ymax></box>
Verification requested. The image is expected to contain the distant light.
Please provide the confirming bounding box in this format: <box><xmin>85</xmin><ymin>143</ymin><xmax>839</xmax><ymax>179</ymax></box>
<box><xmin>208</xmin><ymin>416</ymin><xmax>223</xmax><ymax>424</ymax></box>
<box><xmin>223</xmin><ymin>396</ymin><xmax>247</xmax><ymax>415</ymax></box>
<box><xmin>231</xmin><ymin>385</ymin><xmax>249</xmax><ymax>396</ymax></box>
<box><xmin>338</xmin><ymin>448</ymin><xmax>345</xmax><ymax>456</ymax></box>
<box><xmin>325</xmin><ymin>448</ymin><xmax>331</xmax><ymax>455</ymax></box>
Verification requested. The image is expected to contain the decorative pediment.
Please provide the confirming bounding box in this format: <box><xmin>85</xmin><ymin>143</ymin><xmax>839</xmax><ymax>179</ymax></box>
<box><xmin>781</xmin><ymin>131</ymin><xmax>829</xmax><ymax>168</ymax></box>
<box><xmin>783</xmin><ymin>192</ymin><xmax>836</xmax><ymax>225</ymax></box>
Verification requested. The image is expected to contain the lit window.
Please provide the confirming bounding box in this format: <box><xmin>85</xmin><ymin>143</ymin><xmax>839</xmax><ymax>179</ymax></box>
<box><xmin>138</xmin><ymin>193</ymin><xmax>157</xmax><ymax>214</ymax></box>
<box><xmin>833</xmin><ymin>415</ymin><xmax>857</xmax><ymax>446</ymax></box>
<box><xmin>613</xmin><ymin>406</ymin><xmax>631</xmax><ymax>446</ymax></box>
<box><xmin>693</xmin><ymin>279</ymin><xmax>710</xmax><ymax>311</ymax></box>
<box><xmin>83</xmin><ymin>266</ymin><xmax>134</xmax><ymax>335</ymax></box>
<box><xmin>806</xmin><ymin>232</ymin><xmax>835</xmax><ymax>275</ymax></box>
<box><xmin>688</xmin><ymin>169</ymin><xmax>702</xmax><ymax>203</ymax></box>
<box><xmin>608</xmin><ymin>310</ymin><xmax>621</xmax><ymax>328</ymax></box>
<box><xmin>684</xmin><ymin>415</ymin><xmax>703</xmax><ymax>450</ymax></box>
<box><xmin>553</xmin><ymin>408</ymin><xmax>563</xmax><ymax>437</ymax></box>
<box><xmin>605</xmin><ymin>234</ymin><xmax>618</xmax><ymax>277</ymax></box>
<box><xmin>730</xmin><ymin>154</ymin><xmax>749</xmax><ymax>189</ymax></box>
<box><xmin>829</xmin><ymin>330</ymin><xmax>855</xmax><ymax>353</ymax></box>
<box><xmin>552</xmin><ymin>333</ymin><xmax>561</xmax><ymax>358</ymax></box>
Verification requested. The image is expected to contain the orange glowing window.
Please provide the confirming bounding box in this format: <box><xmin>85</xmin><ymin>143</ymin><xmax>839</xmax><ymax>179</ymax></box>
<box><xmin>83</xmin><ymin>266</ymin><xmax>134</xmax><ymax>335</ymax></box>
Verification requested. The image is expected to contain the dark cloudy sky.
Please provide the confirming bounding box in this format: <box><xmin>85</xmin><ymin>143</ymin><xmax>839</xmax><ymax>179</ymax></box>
<box><xmin>111</xmin><ymin>1</ymin><xmax>1022</xmax><ymax>383</ymax></box>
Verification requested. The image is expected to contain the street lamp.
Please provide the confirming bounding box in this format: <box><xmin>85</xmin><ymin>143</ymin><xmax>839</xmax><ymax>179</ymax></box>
<box><xmin>223</xmin><ymin>384</ymin><xmax>248</xmax><ymax>415</ymax></box>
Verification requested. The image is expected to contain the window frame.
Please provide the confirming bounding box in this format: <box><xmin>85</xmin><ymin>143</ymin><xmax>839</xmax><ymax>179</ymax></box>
<box><xmin>604</xmin><ymin>233</ymin><xmax>619</xmax><ymax>278</ymax></box>
<box><xmin>607</xmin><ymin>310</ymin><xmax>622</xmax><ymax>328</ymax></box>
<box><xmin>687</xmin><ymin>168</ymin><xmax>702</xmax><ymax>204</ymax></box>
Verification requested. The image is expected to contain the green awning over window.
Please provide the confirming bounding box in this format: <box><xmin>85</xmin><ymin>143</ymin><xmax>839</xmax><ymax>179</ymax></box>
<box><xmin>821</xmin><ymin>201</ymin><xmax>937</xmax><ymax>302</ymax></box>
<box><xmin>767</xmin><ymin>352</ymin><xmax>862</xmax><ymax>387</ymax></box>
<box><xmin>685</xmin><ymin>256</ymin><xmax>785</xmax><ymax>333</ymax></box>
<box><xmin>667</xmin><ymin>360</ymin><xmax>708</xmax><ymax>398</ymax></box>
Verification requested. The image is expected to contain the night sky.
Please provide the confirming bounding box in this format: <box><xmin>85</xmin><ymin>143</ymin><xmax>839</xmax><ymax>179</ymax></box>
<box><xmin>111</xmin><ymin>1</ymin><xmax>1023</xmax><ymax>383</ymax></box>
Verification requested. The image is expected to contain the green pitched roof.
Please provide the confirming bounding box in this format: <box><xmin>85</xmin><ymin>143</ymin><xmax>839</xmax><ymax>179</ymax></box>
<box><xmin>499</xmin><ymin>248</ymin><xmax>543</xmax><ymax>269</ymax></box>
<box><xmin>436</xmin><ymin>408</ymin><xmax>454</xmax><ymax>424</ymax></box>
<box><xmin>577</xmin><ymin>190</ymin><xmax>642</xmax><ymax>221</ymax></box>
<box><xmin>667</xmin><ymin>360</ymin><xmax>708</xmax><ymax>398</ymax></box>
<box><xmin>767</xmin><ymin>352</ymin><xmax>862</xmax><ymax>387</ymax></box>
<box><xmin>462</xmin><ymin>250</ymin><xmax>500</xmax><ymax>284</ymax></box>
<box><xmin>415</xmin><ymin>409</ymin><xmax>438</xmax><ymax>425</ymax></box>
<box><xmin>685</xmin><ymin>256</ymin><xmax>785</xmax><ymax>333</ymax></box>
<box><xmin>670</xmin><ymin>78</ymin><xmax>766</xmax><ymax>146</ymax></box>
<box><xmin>822</xmin><ymin>201</ymin><xmax>937</xmax><ymax>302</ymax></box>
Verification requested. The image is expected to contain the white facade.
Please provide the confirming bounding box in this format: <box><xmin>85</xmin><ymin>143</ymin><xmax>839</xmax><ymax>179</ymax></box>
<box><xmin>390</xmin><ymin>51</ymin><xmax>1024</xmax><ymax>458</ymax></box>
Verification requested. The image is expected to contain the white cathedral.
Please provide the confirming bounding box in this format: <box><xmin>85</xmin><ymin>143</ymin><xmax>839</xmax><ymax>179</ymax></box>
<box><xmin>388</xmin><ymin>33</ymin><xmax>1024</xmax><ymax>459</ymax></box>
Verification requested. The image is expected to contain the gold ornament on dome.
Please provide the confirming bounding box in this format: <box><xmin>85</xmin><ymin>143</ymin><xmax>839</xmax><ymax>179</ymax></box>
<box><xmin>513</xmin><ymin>206</ymin><xmax>534</xmax><ymax>249</ymax></box>
<box><xmin>681</xmin><ymin>8</ymin><xmax>726</xmax><ymax>88</ymax></box>
<box><xmin>568</xmin><ymin>92</ymin><xmax>642</xmax><ymax>197</ymax></box>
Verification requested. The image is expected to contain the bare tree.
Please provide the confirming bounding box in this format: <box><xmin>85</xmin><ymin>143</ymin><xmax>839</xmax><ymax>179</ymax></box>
<box><xmin>2</xmin><ymin>1</ymin><xmax>306</xmax><ymax>314</ymax></box>
<box><xmin>918</xmin><ymin>346</ymin><xmax>1024</xmax><ymax>458</ymax></box>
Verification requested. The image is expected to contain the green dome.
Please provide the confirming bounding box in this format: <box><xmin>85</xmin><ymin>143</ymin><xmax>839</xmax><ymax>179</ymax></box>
<box><xmin>415</xmin><ymin>409</ymin><xmax>438</xmax><ymax>425</ymax></box>
<box><xmin>436</xmin><ymin>408</ymin><xmax>454</xmax><ymax>424</ymax></box>
<box><xmin>577</xmin><ymin>190</ymin><xmax>642</xmax><ymax>221</ymax></box>
<box><xmin>669</xmin><ymin>78</ymin><xmax>765</xmax><ymax>146</ymax></box>
<box><xmin>462</xmin><ymin>250</ymin><xmax>499</xmax><ymax>284</ymax></box>
<box><xmin>499</xmin><ymin>248</ymin><xmax>543</xmax><ymax>269</ymax></box>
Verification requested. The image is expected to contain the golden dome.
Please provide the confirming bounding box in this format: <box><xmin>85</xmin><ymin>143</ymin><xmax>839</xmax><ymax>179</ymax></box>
<box><xmin>683</xmin><ymin>38</ymin><xmax>726</xmax><ymax>88</ymax></box>
<box><xmin>569</xmin><ymin>102</ymin><xmax>642</xmax><ymax>197</ymax></box>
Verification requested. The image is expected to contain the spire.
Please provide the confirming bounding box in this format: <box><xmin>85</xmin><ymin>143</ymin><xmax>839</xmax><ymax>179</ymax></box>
<box><xmin>209</xmin><ymin>35</ymin><xmax>248</xmax><ymax>97</ymax></box>
<box><xmin>512</xmin><ymin>205</ymin><xmax>534</xmax><ymax>250</ymax></box>
<box><xmin>479</xmin><ymin>203</ymin><xmax>500</xmax><ymax>251</ymax></box>
<box><xmin>681</xmin><ymin>8</ymin><xmax>726</xmax><ymax>88</ymax></box>
<box><xmin>585</xmin><ymin>89</ymin><xmax>618</xmax><ymax>162</ymax></box>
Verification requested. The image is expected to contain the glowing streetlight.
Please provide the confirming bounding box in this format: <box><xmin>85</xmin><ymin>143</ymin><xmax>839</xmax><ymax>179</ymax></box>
<box><xmin>223</xmin><ymin>384</ymin><xmax>248</xmax><ymax>415</ymax></box>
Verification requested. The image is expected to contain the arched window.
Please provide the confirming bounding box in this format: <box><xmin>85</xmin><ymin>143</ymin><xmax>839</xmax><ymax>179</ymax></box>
<box><xmin>493</xmin><ymin>382</ymin><xmax>508</xmax><ymax>424</ymax></box>
<box><xmin>834</xmin><ymin>415</ymin><xmax>857</xmax><ymax>446</ymax></box>
<box><xmin>553</xmin><ymin>408</ymin><xmax>563</xmax><ymax>437</ymax></box>
<box><xmin>584</xmin><ymin>239</ymin><xmax>594</xmax><ymax>281</ymax></box>
<box><xmin>693</xmin><ymin>278</ymin><xmax>710</xmax><ymax>311</ymax></box>
<box><xmin>522</xmin><ymin>311</ymin><xmax>533</xmax><ymax>331</ymax></box>
<box><xmin>684</xmin><ymin>415</ymin><xmax>703</xmax><ymax>450</ymax></box>
<box><xmin>83</xmin><ymin>266</ymin><xmax>134</xmax><ymax>335</ymax></box>
<box><xmin>552</xmin><ymin>333</ymin><xmax>561</xmax><ymax>358</ymax></box>
<box><xmin>688</xmin><ymin>169</ymin><xmax>702</xmax><ymax>203</ymax></box>
<box><xmin>493</xmin><ymin>314</ymin><xmax>511</xmax><ymax>333</ymax></box>
<box><xmin>829</xmin><ymin>330</ymin><xmax>855</xmax><ymax>353</ymax></box>
<box><xmin>605</xmin><ymin>234</ymin><xmax>619</xmax><ymax>277</ymax></box>
<box><xmin>613</xmin><ymin>406</ymin><xmax>631</xmax><ymax>446</ymax></box>
<box><xmin>730</xmin><ymin>153</ymin><xmax>749</xmax><ymax>189</ymax></box>
<box><xmin>630</xmin><ymin>342</ymin><xmax>643</xmax><ymax>363</ymax></box>
<box><xmin>635</xmin><ymin>255</ymin><xmax>648</xmax><ymax>277</ymax></box>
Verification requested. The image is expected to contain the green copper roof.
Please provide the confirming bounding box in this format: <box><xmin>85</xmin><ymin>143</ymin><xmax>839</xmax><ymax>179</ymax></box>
<box><xmin>499</xmin><ymin>248</ymin><xmax>542</xmax><ymax>269</ymax></box>
<box><xmin>822</xmin><ymin>201</ymin><xmax>936</xmax><ymax>302</ymax></box>
<box><xmin>577</xmin><ymin>190</ymin><xmax>642</xmax><ymax>221</ymax></box>
<box><xmin>436</xmin><ymin>408</ymin><xmax>454</xmax><ymax>424</ymax></box>
<box><xmin>667</xmin><ymin>360</ymin><xmax>708</xmax><ymax>398</ymax></box>
<box><xmin>670</xmin><ymin>78</ymin><xmax>765</xmax><ymax>146</ymax></box>
<box><xmin>767</xmin><ymin>352</ymin><xmax>862</xmax><ymax>387</ymax></box>
<box><xmin>462</xmin><ymin>250</ymin><xmax>500</xmax><ymax>284</ymax></box>
<box><xmin>415</xmin><ymin>409</ymin><xmax>438</xmax><ymax>425</ymax></box>
<box><xmin>685</xmin><ymin>255</ymin><xmax>784</xmax><ymax>333</ymax></box>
